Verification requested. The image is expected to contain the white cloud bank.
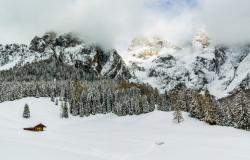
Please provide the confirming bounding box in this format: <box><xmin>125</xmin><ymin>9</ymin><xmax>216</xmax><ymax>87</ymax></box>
<box><xmin>195</xmin><ymin>0</ymin><xmax>250</xmax><ymax>45</ymax></box>
<box><xmin>0</xmin><ymin>0</ymin><xmax>250</xmax><ymax>47</ymax></box>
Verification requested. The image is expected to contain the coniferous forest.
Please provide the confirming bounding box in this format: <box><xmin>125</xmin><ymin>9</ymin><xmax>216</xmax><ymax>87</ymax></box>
<box><xmin>0</xmin><ymin>75</ymin><xmax>249</xmax><ymax>130</ymax></box>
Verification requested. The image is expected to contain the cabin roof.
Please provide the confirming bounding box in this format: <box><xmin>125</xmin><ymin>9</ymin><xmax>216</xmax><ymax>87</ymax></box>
<box><xmin>35</xmin><ymin>123</ymin><xmax>47</xmax><ymax>128</ymax></box>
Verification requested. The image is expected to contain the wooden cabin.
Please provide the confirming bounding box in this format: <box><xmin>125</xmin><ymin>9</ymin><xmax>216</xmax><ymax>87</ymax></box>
<box><xmin>23</xmin><ymin>123</ymin><xmax>47</xmax><ymax>132</ymax></box>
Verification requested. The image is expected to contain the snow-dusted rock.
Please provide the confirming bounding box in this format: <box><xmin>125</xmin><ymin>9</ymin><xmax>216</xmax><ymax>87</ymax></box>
<box><xmin>101</xmin><ymin>49</ymin><xmax>131</xmax><ymax>80</ymax></box>
<box><xmin>0</xmin><ymin>33</ymin><xmax>131</xmax><ymax>80</ymax></box>
<box><xmin>124</xmin><ymin>35</ymin><xmax>250</xmax><ymax>98</ymax></box>
<box><xmin>192</xmin><ymin>29</ymin><xmax>210</xmax><ymax>51</ymax></box>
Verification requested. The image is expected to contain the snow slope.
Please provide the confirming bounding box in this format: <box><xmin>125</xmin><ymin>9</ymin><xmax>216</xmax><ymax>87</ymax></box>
<box><xmin>0</xmin><ymin>97</ymin><xmax>250</xmax><ymax>160</ymax></box>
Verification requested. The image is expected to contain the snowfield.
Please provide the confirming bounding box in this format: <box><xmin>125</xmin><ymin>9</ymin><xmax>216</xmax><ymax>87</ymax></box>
<box><xmin>0</xmin><ymin>97</ymin><xmax>250</xmax><ymax>160</ymax></box>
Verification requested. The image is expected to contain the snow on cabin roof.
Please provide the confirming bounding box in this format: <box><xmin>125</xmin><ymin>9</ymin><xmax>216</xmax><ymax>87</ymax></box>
<box><xmin>35</xmin><ymin>123</ymin><xmax>47</xmax><ymax>128</ymax></box>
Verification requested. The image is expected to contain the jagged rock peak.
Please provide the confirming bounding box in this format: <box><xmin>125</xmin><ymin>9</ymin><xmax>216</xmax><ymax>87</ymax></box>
<box><xmin>129</xmin><ymin>36</ymin><xmax>179</xmax><ymax>51</ymax></box>
<box><xmin>101</xmin><ymin>49</ymin><xmax>131</xmax><ymax>80</ymax></box>
<box><xmin>0</xmin><ymin>32</ymin><xmax>132</xmax><ymax>81</ymax></box>
<box><xmin>192</xmin><ymin>28</ymin><xmax>210</xmax><ymax>51</ymax></box>
<box><xmin>29</xmin><ymin>32</ymin><xmax>83</xmax><ymax>52</ymax></box>
<box><xmin>124</xmin><ymin>33</ymin><xmax>250</xmax><ymax>98</ymax></box>
<box><xmin>127</xmin><ymin>36</ymin><xmax>179</xmax><ymax>60</ymax></box>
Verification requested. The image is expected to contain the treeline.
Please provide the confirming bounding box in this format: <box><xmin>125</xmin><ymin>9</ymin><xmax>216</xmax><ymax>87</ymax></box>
<box><xmin>161</xmin><ymin>83</ymin><xmax>250</xmax><ymax>130</ymax></box>
<box><xmin>0</xmin><ymin>80</ymin><xmax>167</xmax><ymax>116</ymax></box>
<box><xmin>0</xmin><ymin>79</ymin><xmax>249</xmax><ymax>130</ymax></box>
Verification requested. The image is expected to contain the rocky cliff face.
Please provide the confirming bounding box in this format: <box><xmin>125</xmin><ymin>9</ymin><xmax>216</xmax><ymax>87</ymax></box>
<box><xmin>123</xmin><ymin>35</ymin><xmax>250</xmax><ymax>98</ymax></box>
<box><xmin>0</xmin><ymin>32</ymin><xmax>131</xmax><ymax>80</ymax></box>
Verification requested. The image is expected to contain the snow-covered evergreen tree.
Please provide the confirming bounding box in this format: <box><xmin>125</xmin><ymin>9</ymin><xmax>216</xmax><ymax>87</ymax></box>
<box><xmin>70</xmin><ymin>98</ymin><xmax>79</xmax><ymax>116</ymax></box>
<box><xmin>114</xmin><ymin>102</ymin><xmax>123</xmax><ymax>116</ymax></box>
<box><xmin>220</xmin><ymin>106</ymin><xmax>233</xmax><ymax>126</ymax></box>
<box><xmin>173</xmin><ymin>107</ymin><xmax>184</xmax><ymax>123</ymax></box>
<box><xmin>59</xmin><ymin>89</ymin><xmax>64</xmax><ymax>101</ymax></box>
<box><xmin>106</xmin><ymin>89</ymin><xmax>113</xmax><ymax>113</ymax></box>
<box><xmin>79</xmin><ymin>92</ymin><xmax>87</xmax><ymax>117</ymax></box>
<box><xmin>232</xmin><ymin>88</ymin><xmax>249</xmax><ymax>129</ymax></box>
<box><xmin>61</xmin><ymin>101</ymin><xmax>69</xmax><ymax>118</ymax></box>
<box><xmin>134</xmin><ymin>96</ymin><xmax>141</xmax><ymax>115</ymax></box>
<box><xmin>55</xmin><ymin>98</ymin><xmax>58</xmax><ymax>105</ymax></box>
<box><xmin>35</xmin><ymin>88</ymin><xmax>40</xmax><ymax>98</ymax></box>
<box><xmin>101</xmin><ymin>92</ymin><xmax>107</xmax><ymax>114</ymax></box>
<box><xmin>95</xmin><ymin>92</ymin><xmax>102</xmax><ymax>114</ymax></box>
<box><xmin>141</xmin><ymin>95</ymin><xmax>150</xmax><ymax>113</ymax></box>
<box><xmin>51</xmin><ymin>94</ymin><xmax>55</xmax><ymax>102</ymax></box>
<box><xmin>85</xmin><ymin>99</ymin><xmax>91</xmax><ymax>116</ymax></box>
<box><xmin>23</xmin><ymin>103</ymin><xmax>30</xmax><ymax>118</ymax></box>
<box><xmin>202</xmin><ymin>90</ymin><xmax>218</xmax><ymax>125</ymax></box>
<box><xmin>189</xmin><ymin>92</ymin><xmax>203</xmax><ymax>119</ymax></box>
<box><xmin>79</xmin><ymin>100</ymin><xmax>84</xmax><ymax>117</ymax></box>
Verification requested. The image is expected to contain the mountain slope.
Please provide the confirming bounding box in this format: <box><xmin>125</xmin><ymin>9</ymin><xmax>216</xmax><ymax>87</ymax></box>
<box><xmin>122</xmin><ymin>35</ymin><xmax>250</xmax><ymax>98</ymax></box>
<box><xmin>0</xmin><ymin>32</ymin><xmax>131</xmax><ymax>80</ymax></box>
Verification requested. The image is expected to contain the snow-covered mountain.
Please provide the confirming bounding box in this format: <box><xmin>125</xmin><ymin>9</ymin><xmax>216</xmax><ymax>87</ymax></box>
<box><xmin>0</xmin><ymin>32</ymin><xmax>131</xmax><ymax>80</ymax></box>
<box><xmin>122</xmin><ymin>30</ymin><xmax>250</xmax><ymax>98</ymax></box>
<box><xmin>1</xmin><ymin>31</ymin><xmax>250</xmax><ymax>98</ymax></box>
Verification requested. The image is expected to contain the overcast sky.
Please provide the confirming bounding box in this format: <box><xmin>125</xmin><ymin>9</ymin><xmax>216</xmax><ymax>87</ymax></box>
<box><xmin>0</xmin><ymin>0</ymin><xmax>250</xmax><ymax>48</ymax></box>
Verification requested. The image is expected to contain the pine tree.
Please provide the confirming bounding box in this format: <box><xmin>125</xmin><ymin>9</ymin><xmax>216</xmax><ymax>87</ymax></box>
<box><xmin>55</xmin><ymin>98</ymin><xmax>58</xmax><ymax>105</ymax></box>
<box><xmin>51</xmin><ymin>88</ymin><xmax>55</xmax><ymax>102</ymax></box>
<box><xmin>233</xmin><ymin>88</ymin><xmax>249</xmax><ymax>130</ymax></box>
<box><xmin>61</xmin><ymin>101</ymin><xmax>69</xmax><ymax>118</ymax></box>
<box><xmin>114</xmin><ymin>102</ymin><xmax>123</xmax><ymax>116</ymax></box>
<box><xmin>59</xmin><ymin>89</ymin><xmax>64</xmax><ymax>101</ymax></box>
<box><xmin>87</xmin><ymin>90</ymin><xmax>96</xmax><ymax>115</ymax></box>
<box><xmin>189</xmin><ymin>91</ymin><xmax>203</xmax><ymax>119</ymax></box>
<box><xmin>101</xmin><ymin>92</ymin><xmax>107</xmax><ymax>114</ymax></box>
<box><xmin>95</xmin><ymin>92</ymin><xmax>102</xmax><ymax>114</ymax></box>
<box><xmin>85</xmin><ymin>99</ymin><xmax>91</xmax><ymax>116</ymax></box>
<box><xmin>35</xmin><ymin>89</ymin><xmax>40</xmax><ymax>98</ymax></box>
<box><xmin>121</xmin><ymin>101</ymin><xmax>127</xmax><ymax>116</ymax></box>
<box><xmin>23</xmin><ymin>103</ymin><xmax>30</xmax><ymax>118</ymax></box>
<box><xmin>202</xmin><ymin>90</ymin><xmax>217</xmax><ymax>125</ymax></box>
<box><xmin>173</xmin><ymin>106</ymin><xmax>184</xmax><ymax>123</ymax></box>
<box><xmin>149</xmin><ymin>94</ymin><xmax>156</xmax><ymax>111</ymax></box>
<box><xmin>106</xmin><ymin>89</ymin><xmax>113</xmax><ymax>113</ymax></box>
<box><xmin>221</xmin><ymin>106</ymin><xmax>233</xmax><ymax>126</ymax></box>
<box><xmin>134</xmin><ymin>96</ymin><xmax>141</xmax><ymax>115</ymax></box>
<box><xmin>70</xmin><ymin>98</ymin><xmax>79</xmax><ymax>116</ymax></box>
<box><xmin>79</xmin><ymin>92</ymin><xmax>86</xmax><ymax>117</ymax></box>
<box><xmin>51</xmin><ymin>94</ymin><xmax>55</xmax><ymax>102</ymax></box>
<box><xmin>128</xmin><ymin>99</ymin><xmax>134</xmax><ymax>115</ymax></box>
<box><xmin>142</xmin><ymin>95</ymin><xmax>150</xmax><ymax>113</ymax></box>
<box><xmin>157</xmin><ymin>93</ymin><xmax>171</xmax><ymax>112</ymax></box>
<box><xmin>79</xmin><ymin>101</ymin><xmax>84</xmax><ymax>117</ymax></box>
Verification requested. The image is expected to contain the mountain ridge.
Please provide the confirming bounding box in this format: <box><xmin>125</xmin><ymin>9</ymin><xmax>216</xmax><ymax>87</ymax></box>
<box><xmin>1</xmin><ymin>31</ymin><xmax>250</xmax><ymax>98</ymax></box>
<box><xmin>122</xmin><ymin>34</ymin><xmax>250</xmax><ymax>98</ymax></box>
<box><xmin>0</xmin><ymin>32</ymin><xmax>131</xmax><ymax>80</ymax></box>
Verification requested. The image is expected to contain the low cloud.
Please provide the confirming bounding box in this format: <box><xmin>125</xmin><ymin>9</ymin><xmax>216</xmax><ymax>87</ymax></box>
<box><xmin>0</xmin><ymin>0</ymin><xmax>250</xmax><ymax>48</ymax></box>
<box><xmin>195</xmin><ymin>0</ymin><xmax>250</xmax><ymax>45</ymax></box>
<box><xmin>0</xmin><ymin>0</ymin><xmax>148</xmax><ymax>48</ymax></box>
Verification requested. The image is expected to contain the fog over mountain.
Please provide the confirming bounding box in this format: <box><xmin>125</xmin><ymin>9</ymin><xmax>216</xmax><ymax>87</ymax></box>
<box><xmin>0</xmin><ymin>0</ymin><xmax>250</xmax><ymax>48</ymax></box>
